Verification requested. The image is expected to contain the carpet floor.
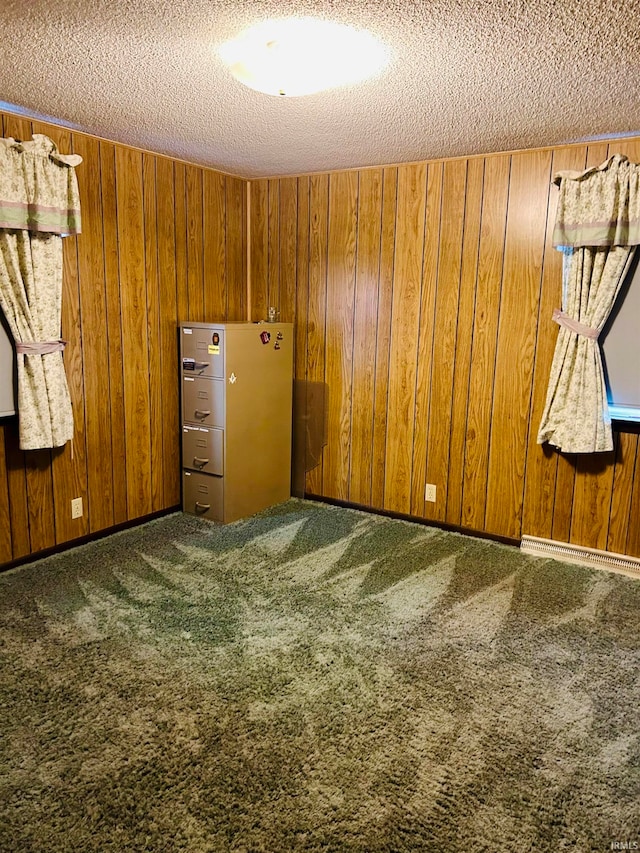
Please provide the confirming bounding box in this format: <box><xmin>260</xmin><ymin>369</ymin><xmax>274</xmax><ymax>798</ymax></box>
<box><xmin>1</xmin><ymin>499</ymin><xmax>639</xmax><ymax>852</ymax></box>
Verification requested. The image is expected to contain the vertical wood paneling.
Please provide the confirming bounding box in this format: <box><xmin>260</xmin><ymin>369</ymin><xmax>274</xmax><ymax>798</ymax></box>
<box><xmin>3</xmin><ymin>115</ymin><xmax>32</xmax><ymax>141</ymax></box>
<box><xmin>0</xmin><ymin>429</ymin><xmax>10</xmax><ymax>562</ymax></box>
<box><xmin>116</xmin><ymin>146</ymin><xmax>152</xmax><ymax>519</ymax></box>
<box><xmin>100</xmin><ymin>140</ymin><xmax>128</xmax><ymax>525</ymax></box>
<box><xmin>186</xmin><ymin>166</ymin><xmax>204</xmax><ymax>322</ymax></box>
<box><xmin>51</xmin><ymin>217</ymin><xmax>89</xmax><ymax>543</ymax></box>
<box><xmin>485</xmin><ymin>149</ymin><xmax>552</xmax><ymax>538</ymax></box>
<box><xmin>570</xmin><ymin>453</ymin><xmax>616</xmax><ymax>551</ymax></box>
<box><xmin>423</xmin><ymin>158</ymin><xmax>468</xmax><ymax>523</ymax></box>
<box><xmin>410</xmin><ymin>163</ymin><xmax>442</xmax><ymax>517</ymax></box>
<box><xmin>24</xmin><ymin>451</ymin><xmax>56</xmax><ymax>553</ymax></box>
<box><xmin>226</xmin><ymin>176</ymin><xmax>246</xmax><ymax>320</ymax></box>
<box><xmin>5</xmin><ymin>427</ymin><xmax>30</xmax><ymax>558</ymax></box>
<box><xmin>279</xmin><ymin>177</ymin><xmax>298</xmax><ymax>323</ymax></box>
<box><xmin>349</xmin><ymin>169</ymin><xmax>382</xmax><ymax>505</ymax></box>
<box><xmin>203</xmin><ymin>171</ymin><xmax>226</xmax><ymax>321</ymax></box>
<box><xmin>550</xmin><ymin>453</ymin><xmax>576</xmax><ymax>543</ymax></box>
<box><xmin>462</xmin><ymin>155</ymin><xmax>510</xmax><ymax>530</ymax></box>
<box><xmin>384</xmin><ymin>164</ymin><xmax>427</xmax><ymax>514</ymax></box>
<box><xmin>4</xmin><ymin>110</ymin><xmax>640</xmax><ymax>567</ymax></box>
<box><xmin>250</xmin><ymin>180</ymin><xmax>268</xmax><ymax>322</ymax></box>
<box><xmin>295</xmin><ymin>177</ymin><xmax>310</xmax><ymax>383</ymax></box>
<box><xmin>0</xmin><ymin>111</ymin><xmax>245</xmax><ymax>567</ymax></box>
<box><xmin>371</xmin><ymin>168</ymin><xmax>397</xmax><ymax>509</ymax></box>
<box><xmin>174</xmin><ymin>164</ymin><xmax>189</xmax><ymax>324</ymax></box>
<box><xmin>268</xmin><ymin>179</ymin><xmax>280</xmax><ymax>314</ymax></box>
<box><xmin>73</xmin><ymin>132</ymin><xmax>114</xmax><ymax>532</ymax></box>
<box><xmin>607</xmin><ymin>433</ymin><xmax>637</xmax><ymax>554</ymax></box>
<box><xmin>446</xmin><ymin>157</ymin><xmax>484</xmax><ymax>525</ymax></box>
<box><xmin>626</xmin><ymin>445</ymin><xmax>640</xmax><ymax>556</ymax></box>
<box><xmin>323</xmin><ymin>171</ymin><xmax>358</xmax><ymax>500</ymax></box>
<box><xmin>293</xmin><ymin>176</ymin><xmax>310</xmax><ymax>496</ymax></box>
<box><xmin>250</xmin><ymin>136</ymin><xmax>640</xmax><ymax>559</ymax></box>
<box><xmin>143</xmin><ymin>154</ymin><xmax>164</xmax><ymax>512</ymax></box>
<box><xmin>156</xmin><ymin>156</ymin><xmax>180</xmax><ymax>508</ymax></box>
<box><xmin>305</xmin><ymin>174</ymin><xmax>329</xmax><ymax>495</ymax></box>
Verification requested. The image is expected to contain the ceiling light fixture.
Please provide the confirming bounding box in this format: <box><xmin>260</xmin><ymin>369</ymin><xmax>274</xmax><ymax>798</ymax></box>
<box><xmin>219</xmin><ymin>18</ymin><xmax>389</xmax><ymax>97</ymax></box>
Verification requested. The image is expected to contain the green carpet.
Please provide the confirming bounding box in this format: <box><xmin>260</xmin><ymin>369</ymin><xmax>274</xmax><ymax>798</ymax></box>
<box><xmin>1</xmin><ymin>499</ymin><xmax>639</xmax><ymax>852</ymax></box>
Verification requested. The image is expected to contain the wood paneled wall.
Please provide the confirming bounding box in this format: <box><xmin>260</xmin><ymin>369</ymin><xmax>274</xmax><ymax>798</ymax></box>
<box><xmin>250</xmin><ymin>137</ymin><xmax>640</xmax><ymax>557</ymax></box>
<box><xmin>0</xmin><ymin>112</ymin><xmax>247</xmax><ymax>565</ymax></box>
<box><xmin>2</xmin><ymin>112</ymin><xmax>637</xmax><ymax>565</ymax></box>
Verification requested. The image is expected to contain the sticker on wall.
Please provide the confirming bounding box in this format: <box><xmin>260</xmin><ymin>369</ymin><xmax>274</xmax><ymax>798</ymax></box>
<box><xmin>229</xmin><ymin>373</ymin><xmax>237</xmax><ymax>384</ymax></box>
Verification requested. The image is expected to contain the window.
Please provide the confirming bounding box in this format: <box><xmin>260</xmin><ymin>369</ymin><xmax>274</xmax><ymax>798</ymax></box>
<box><xmin>601</xmin><ymin>251</ymin><xmax>640</xmax><ymax>423</ymax></box>
<box><xmin>0</xmin><ymin>313</ymin><xmax>16</xmax><ymax>417</ymax></box>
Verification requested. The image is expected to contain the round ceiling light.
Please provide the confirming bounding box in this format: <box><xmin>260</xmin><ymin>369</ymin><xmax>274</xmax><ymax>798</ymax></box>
<box><xmin>219</xmin><ymin>18</ymin><xmax>389</xmax><ymax>97</ymax></box>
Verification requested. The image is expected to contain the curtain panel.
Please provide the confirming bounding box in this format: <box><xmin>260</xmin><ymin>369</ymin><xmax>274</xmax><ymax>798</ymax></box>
<box><xmin>538</xmin><ymin>154</ymin><xmax>640</xmax><ymax>454</ymax></box>
<box><xmin>553</xmin><ymin>154</ymin><xmax>640</xmax><ymax>248</ymax></box>
<box><xmin>0</xmin><ymin>135</ymin><xmax>82</xmax><ymax>450</ymax></box>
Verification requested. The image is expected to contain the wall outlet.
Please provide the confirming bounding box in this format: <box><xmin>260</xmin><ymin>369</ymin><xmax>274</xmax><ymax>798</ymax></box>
<box><xmin>71</xmin><ymin>497</ymin><xmax>83</xmax><ymax>519</ymax></box>
<box><xmin>425</xmin><ymin>483</ymin><xmax>437</xmax><ymax>503</ymax></box>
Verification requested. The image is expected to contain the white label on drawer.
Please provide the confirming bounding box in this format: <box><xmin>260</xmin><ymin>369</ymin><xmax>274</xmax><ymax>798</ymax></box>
<box><xmin>183</xmin><ymin>328</ymin><xmax>192</xmax><ymax>334</ymax></box>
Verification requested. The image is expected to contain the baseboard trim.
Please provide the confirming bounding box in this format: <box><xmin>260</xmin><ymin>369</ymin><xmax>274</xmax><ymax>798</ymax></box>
<box><xmin>0</xmin><ymin>506</ymin><xmax>181</xmax><ymax>574</ymax></box>
<box><xmin>521</xmin><ymin>535</ymin><xmax>640</xmax><ymax>579</ymax></box>
<box><xmin>304</xmin><ymin>493</ymin><xmax>521</xmax><ymax>547</ymax></box>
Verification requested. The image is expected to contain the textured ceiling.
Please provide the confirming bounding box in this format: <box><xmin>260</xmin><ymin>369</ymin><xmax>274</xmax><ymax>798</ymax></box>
<box><xmin>0</xmin><ymin>0</ymin><xmax>639</xmax><ymax>178</ymax></box>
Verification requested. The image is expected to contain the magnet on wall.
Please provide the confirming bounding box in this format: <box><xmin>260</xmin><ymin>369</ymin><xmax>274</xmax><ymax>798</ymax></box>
<box><xmin>260</xmin><ymin>331</ymin><xmax>271</xmax><ymax>344</ymax></box>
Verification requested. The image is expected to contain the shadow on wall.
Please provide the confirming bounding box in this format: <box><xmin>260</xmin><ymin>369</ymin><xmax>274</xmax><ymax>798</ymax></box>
<box><xmin>292</xmin><ymin>380</ymin><xmax>328</xmax><ymax>497</ymax></box>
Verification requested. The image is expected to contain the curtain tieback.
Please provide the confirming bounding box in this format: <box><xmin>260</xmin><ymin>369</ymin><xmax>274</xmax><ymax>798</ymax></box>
<box><xmin>552</xmin><ymin>309</ymin><xmax>600</xmax><ymax>340</ymax></box>
<box><xmin>16</xmin><ymin>340</ymin><xmax>68</xmax><ymax>355</ymax></box>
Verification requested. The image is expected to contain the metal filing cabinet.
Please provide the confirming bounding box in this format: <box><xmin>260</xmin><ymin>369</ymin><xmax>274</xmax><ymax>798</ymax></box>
<box><xmin>180</xmin><ymin>321</ymin><xmax>293</xmax><ymax>523</ymax></box>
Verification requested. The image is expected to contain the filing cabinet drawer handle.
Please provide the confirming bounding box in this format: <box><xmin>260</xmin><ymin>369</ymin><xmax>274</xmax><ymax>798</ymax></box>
<box><xmin>194</xmin><ymin>409</ymin><xmax>211</xmax><ymax>419</ymax></box>
<box><xmin>195</xmin><ymin>501</ymin><xmax>211</xmax><ymax>513</ymax></box>
<box><xmin>182</xmin><ymin>358</ymin><xmax>210</xmax><ymax>372</ymax></box>
<box><xmin>193</xmin><ymin>456</ymin><xmax>209</xmax><ymax>468</ymax></box>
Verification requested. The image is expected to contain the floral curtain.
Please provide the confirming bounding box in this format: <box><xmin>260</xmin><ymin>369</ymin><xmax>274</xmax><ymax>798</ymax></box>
<box><xmin>0</xmin><ymin>135</ymin><xmax>81</xmax><ymax>450</ymax></box>
<box><xmin>538</xmin><ymin>154</ymin><xmax>640</xmax><ymax>453</ymax></box>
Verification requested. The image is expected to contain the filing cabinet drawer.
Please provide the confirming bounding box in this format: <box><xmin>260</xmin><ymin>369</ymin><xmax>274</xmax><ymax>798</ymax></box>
<box><xmin>182</xmin><ymin>425</ymin><xmax>224</xmax><ymax>475</ymax></box>
<box><xmin>180</xmin><ymin>325</ymin><xmax>224</xmax><ymax>378</ymax></box>
<box><xmin>182</xmin><ymin>376</ymin><xmax>224</xmax><ymax>427</ymax></box>
<box><xmin>183</xmin><ymin>471</ymin><xmax>223</xmax><ymax>522</ymax></box>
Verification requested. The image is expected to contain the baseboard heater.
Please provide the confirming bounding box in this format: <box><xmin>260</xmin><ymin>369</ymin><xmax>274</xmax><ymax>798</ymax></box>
<box><xmin>520</xmin><ymin>535</ymin><xmax>640</xmax><ymax>579</ymax></box>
